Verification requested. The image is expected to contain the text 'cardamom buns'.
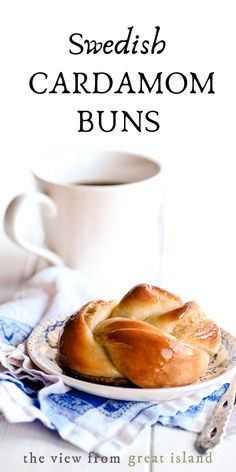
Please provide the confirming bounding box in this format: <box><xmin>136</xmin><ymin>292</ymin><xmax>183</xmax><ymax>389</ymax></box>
<box><xmin>57</xmin><ymin>284</ymin><xmax>221</xmax><ymax>388</ymax></box>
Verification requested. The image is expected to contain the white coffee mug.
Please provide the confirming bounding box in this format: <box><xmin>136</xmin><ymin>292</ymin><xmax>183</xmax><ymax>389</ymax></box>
<box><xmin>4</xmin><ymin>151</ymin><xmax>163</xmax><ymax>298</ymax></box>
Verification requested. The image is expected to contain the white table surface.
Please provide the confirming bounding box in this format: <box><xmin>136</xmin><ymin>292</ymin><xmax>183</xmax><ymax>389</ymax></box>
<box><xmin>0</xmin><ymin>249</ymin><xmax>236</xmax><ymax>472</ymax></box>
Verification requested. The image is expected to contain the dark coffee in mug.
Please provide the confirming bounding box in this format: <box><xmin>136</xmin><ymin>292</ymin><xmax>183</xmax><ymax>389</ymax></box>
<box><xmin>71</xmin><ymin>181</ymin><xmax>126</xmax><ymax>186</ymax></box>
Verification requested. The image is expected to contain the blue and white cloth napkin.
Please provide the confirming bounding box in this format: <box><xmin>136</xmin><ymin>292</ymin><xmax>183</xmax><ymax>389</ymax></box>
<box><xmin>0</xmin><ymin>267</ymin><xmax>235</xmax><ymax>456</ymax></box>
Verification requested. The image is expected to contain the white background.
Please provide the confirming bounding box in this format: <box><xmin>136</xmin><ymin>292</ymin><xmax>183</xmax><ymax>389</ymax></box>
<box><xmin>0</xmin><ymin>0</ymin><xmax>236</xmax><ymax>332</ymax></box>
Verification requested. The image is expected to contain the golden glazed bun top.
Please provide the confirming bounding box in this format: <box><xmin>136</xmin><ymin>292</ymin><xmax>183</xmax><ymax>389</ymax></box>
<box><xmin>57</xmin><ymin>284</ymin><xmax>221</xmax><ymax>388</ymax></box>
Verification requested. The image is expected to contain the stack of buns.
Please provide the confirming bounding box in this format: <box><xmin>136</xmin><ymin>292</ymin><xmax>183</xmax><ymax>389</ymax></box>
<box><xmin>57</xmin><ymin>284</ymin><xmax>221</xmax><ymax>388</ymax></box>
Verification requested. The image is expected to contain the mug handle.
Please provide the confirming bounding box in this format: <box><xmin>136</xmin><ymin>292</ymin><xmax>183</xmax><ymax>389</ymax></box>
<box><xmin>4</xmin><ymin>192</ymin><xmax>64</xmax><ymax>266</ymax></box>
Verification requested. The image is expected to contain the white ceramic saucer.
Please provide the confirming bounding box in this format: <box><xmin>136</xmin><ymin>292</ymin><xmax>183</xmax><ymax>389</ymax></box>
<box><xmin>27</xmin><ymin>317</ymin><xmax>236</xmax><ymax>402</ymax></box>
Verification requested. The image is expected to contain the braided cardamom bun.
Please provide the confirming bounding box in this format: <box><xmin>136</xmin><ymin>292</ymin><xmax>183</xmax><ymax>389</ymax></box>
<box><xmin>57</xmin><ymin>284</ymin><xmax>221</xmax><ymax>388</ymax></box>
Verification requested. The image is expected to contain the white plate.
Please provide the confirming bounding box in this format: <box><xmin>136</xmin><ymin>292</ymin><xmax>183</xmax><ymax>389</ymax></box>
<box><xmin>27</xmin><ymin>317</ymin><xmax>236</xmax><ymax>401</ymax></box>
